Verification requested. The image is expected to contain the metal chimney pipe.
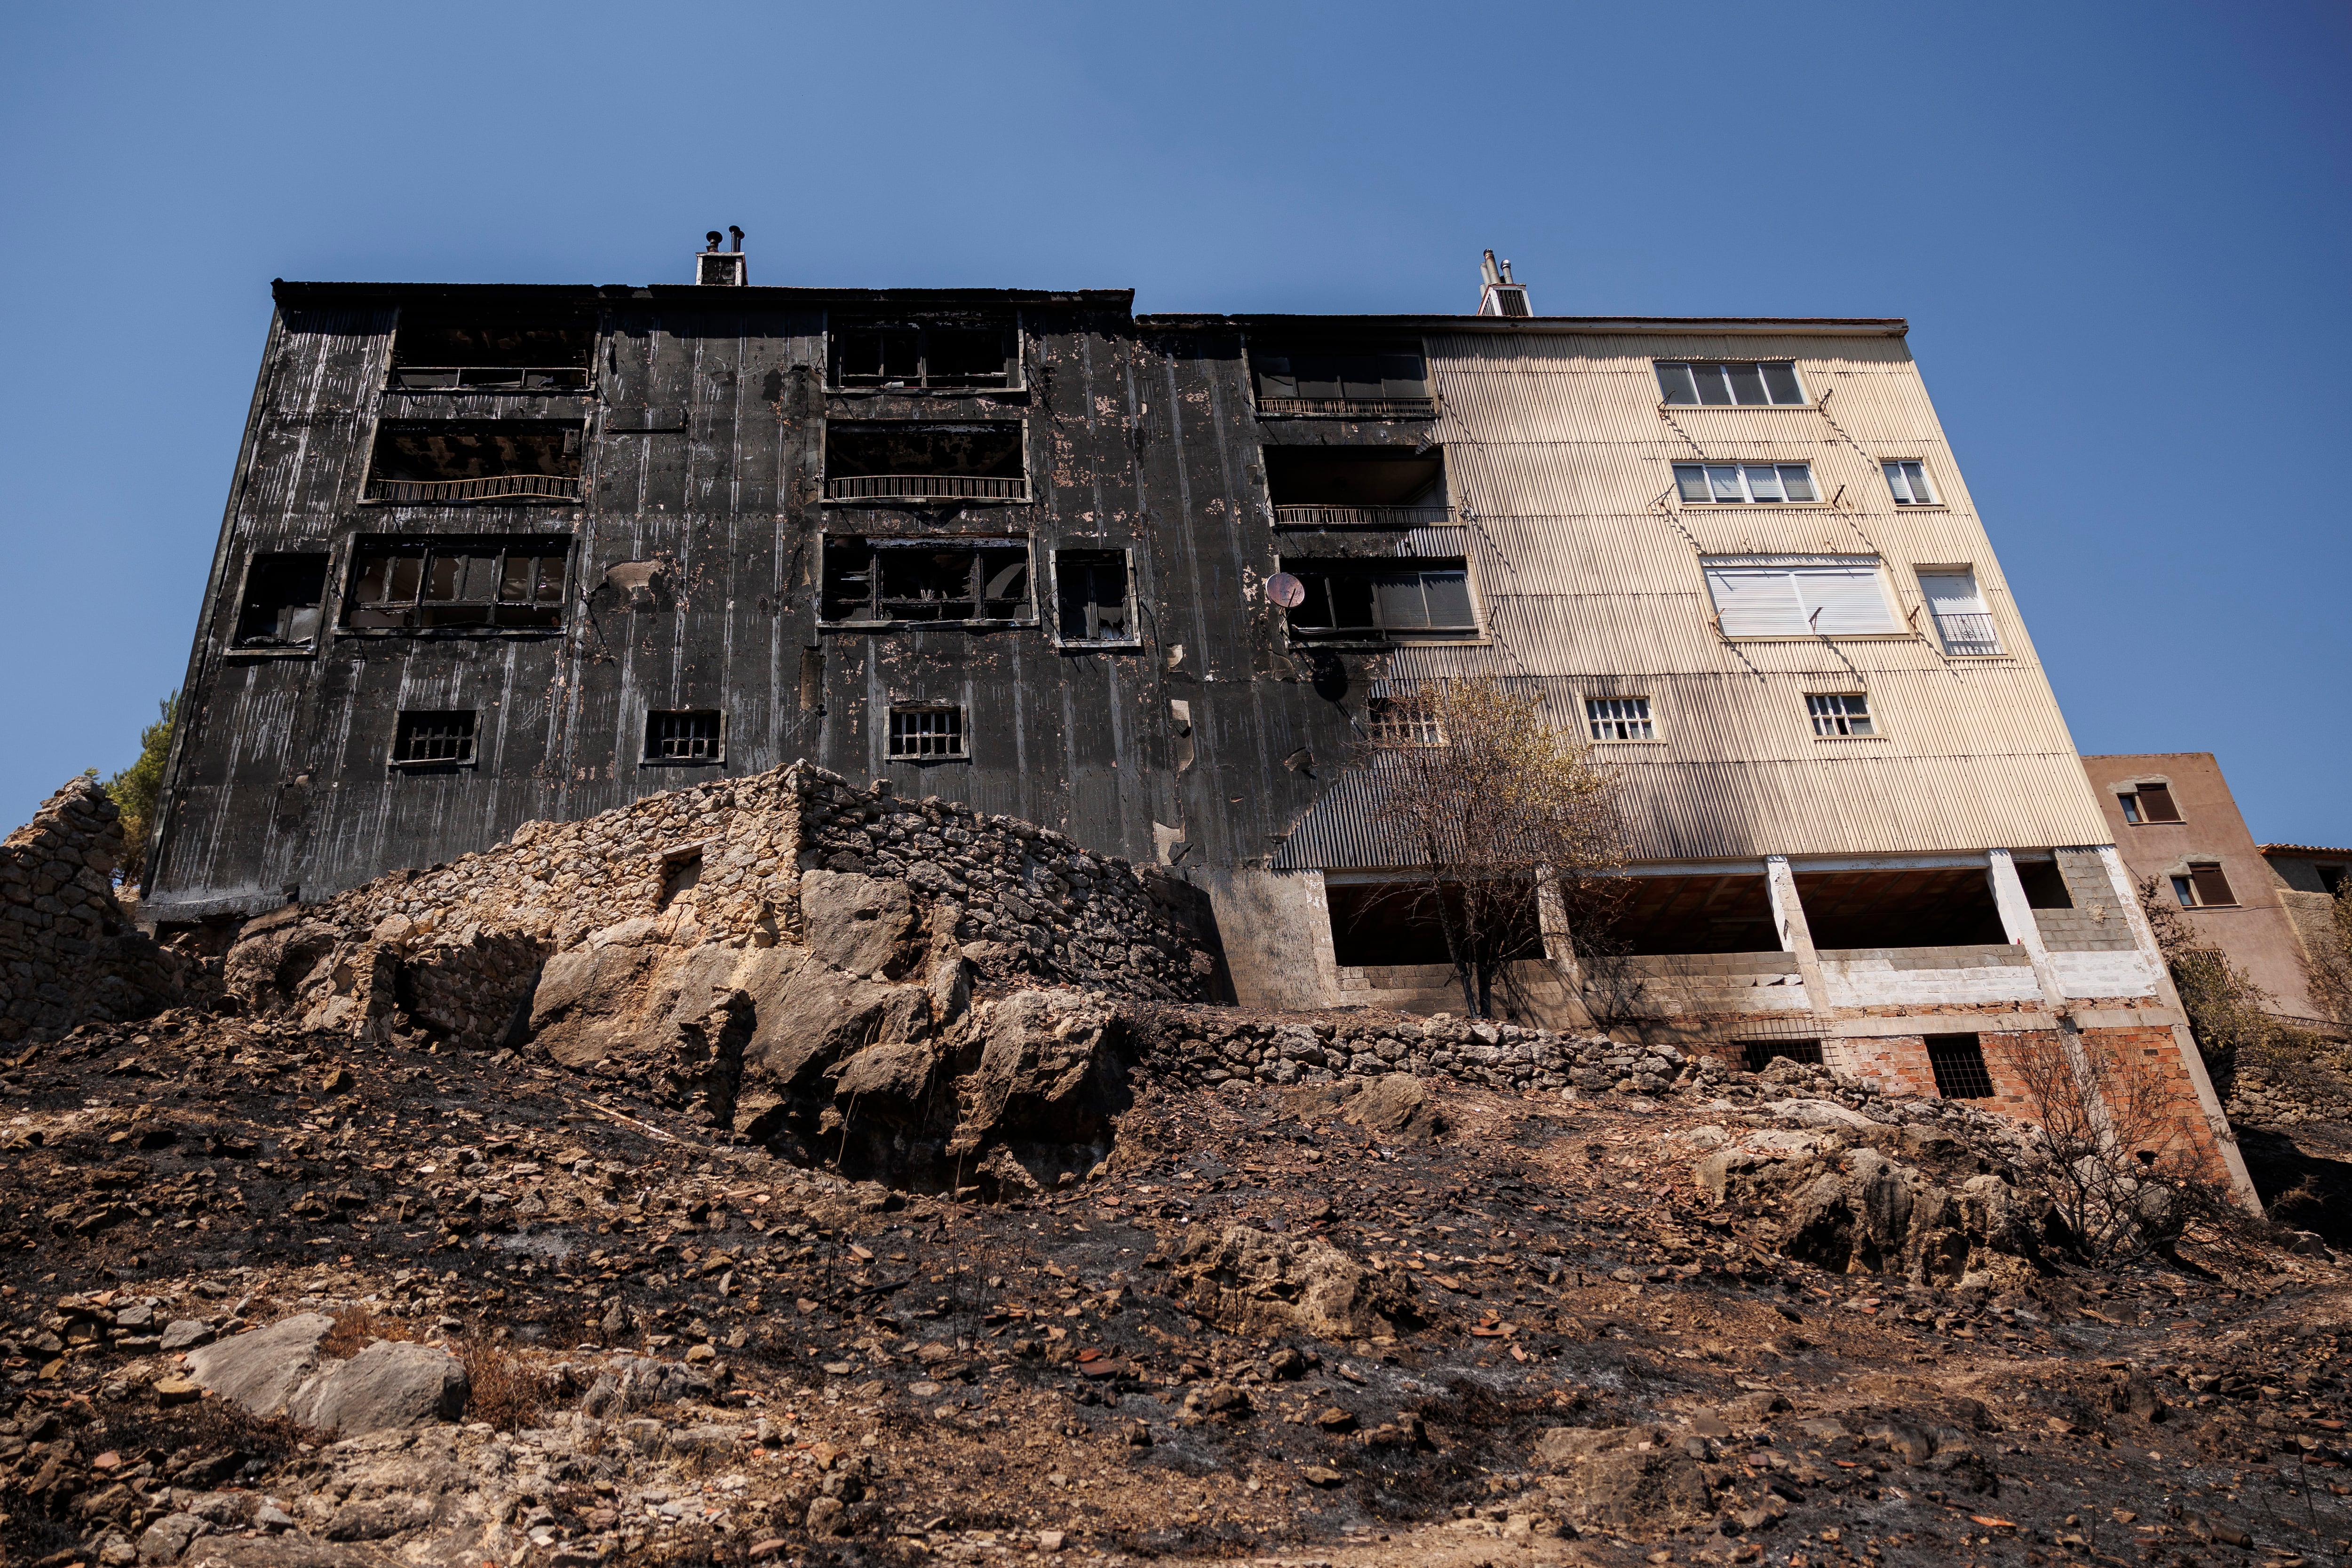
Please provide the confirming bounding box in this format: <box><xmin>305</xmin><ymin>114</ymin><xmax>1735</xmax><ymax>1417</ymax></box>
<box><xmin>729</xmin><ymin>226</ymin><xmax>744</xmax><ymax>253</ymax></box>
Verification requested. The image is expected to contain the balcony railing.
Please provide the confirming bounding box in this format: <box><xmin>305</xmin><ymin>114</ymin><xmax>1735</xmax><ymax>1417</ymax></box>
<box><xmin>388</xmin><ymin>366</ymin><xmax>590</xmax><ymax>392</ymax></box>
<box><xmin>1273</xmin><ymin>504</ymin><xmax>1456</xmax><ymax>530</ymax></box>
<box><xmin>823</xmin><ymin>474</ymin><xmax>1030</xmax><ymax>502</ymax></box>
<box><xmin>1256</xmin><ymin>396</ymin><xmax>1438</xmax><ymax>420</ymax></box>
<box><xmin>1932</xmin><ymin>611</ymin><xmax>2002</xmax><ymax>656</ymax></box>
<box><xmin>364</xmin><ymin>474</ymin><xmax>582</xmax><ymax>504</ymax></box>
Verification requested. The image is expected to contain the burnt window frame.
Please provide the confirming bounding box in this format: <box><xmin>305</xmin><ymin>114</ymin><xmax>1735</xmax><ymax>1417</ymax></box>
<box><xmin>643</xmin><ymin>709</ymin><xmax>725</xmax><ymax>767</ymax></box>
<box><xmin>1049</xmin><ymin>546</ymin><xmax>1139</xmax><ymax>649</ymax></box>
<box><xmin>383</xmin><ymin>310</ymin><xmax>595</xmax><ymax>394</ymax></box>
<box><xmin>341</xmin><ymin>535</ymin><xmax>574</xmax><ymax>636</ymax></box>
<box><xmin>360</xmin><ymin>420</ymin><xmax>586</xmax><ymax>505</ymax></box>
<box><xmin>819</xmin><ymin>419</ymin><xmax>1031</xmax><ymax>504</ymax></box>
<box><xmin>817</xmin><ymin>534</ymin><xmax>1038</xmax><ymax>629</ymax></box>
<box><xmin>825</xmin><ymin>316</ymin><xmax>1022</xmax><ymax>393</ymax></box>
<box><xmin>887</xmin><ymin>704</ymin><xmax>968</xmax><ymax>761</ymax></box>
<box><xmin>229</xmin><ymin>551</ymin><xmax>333</xmax><ymax>656</ymax></box>
<box><xmin>1248</xmin><ymin>340</ymin><xmax>1435</xmax><ymax>419</ymax></box>
<box><xmin>389</xmin><ymin>710</ymin><xmax>478</xmax><ymax>770</ymax></box>
<box><xmin>1277</xmin><ymin>555</ymin><xmax>1480</xmax><ymax>646</ymax></box>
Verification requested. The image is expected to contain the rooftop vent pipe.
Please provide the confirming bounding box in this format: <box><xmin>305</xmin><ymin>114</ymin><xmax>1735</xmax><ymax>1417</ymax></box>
<box><xmin>1477</xmin><ymin>249</ymin><xmax>1531</xmax><ymax>318</ymax></box>
<box><xmin>696</xmin><ymin>228</ymin><xmax>747</xmax><ymax>286</ymax></box>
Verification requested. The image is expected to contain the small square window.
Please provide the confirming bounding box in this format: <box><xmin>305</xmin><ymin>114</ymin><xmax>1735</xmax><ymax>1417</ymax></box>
<box><xmin>645</xmin><ymin>710</ymin><xmax>723</xmax><ymax>764</ymax></box>
<box><xmin>1926</xmin><ymin>1034</ymin><xmax>1994</xmax><ymax>1099</ymax></box>
<box><xmin>1807</xmin><ymin>693</ymin><xmax>1874</xmax><ymax>736</ymax></box>
<box><xmin>1054</xmin><ymin>549</ymin><xmax>1132</xmax><ymax>643</ymax></box>
<box><xmin>888</xmin><ymin>705</ymin><xmax>966</xmax><ymax>760</ymax></box>
<box><xmin>2177</xmin><ymin>863</ymin><xmax>2236</xmax><ymax>907</ymax></box>
<box><xmin>2119</xmin><ymin>784</ymin><xmax>2180</xmax><ymax>825</ymax></box>
<box><xmin>391</xmin><ymin>711</ymin><xmax>476</xmax><ymax>767</ymax></box>
<box><xmin>235</xmin><ymin>554</ymin><xmax>330</xmax><ymax>649</ymax></box>
<box><xmin>1587</xmin><ymin>697</ymin><xmax>1654</xmax><ymax>741</ymax></box>
<box><xmin>1883</xmin><ymin>460</ymin><xmax>1937</xmax><ymax>505</ymax></box>
<box><xmin>1365</xmin><ymin>696</ymin><xmax>1443</xmax><ymax>747</ymax></box>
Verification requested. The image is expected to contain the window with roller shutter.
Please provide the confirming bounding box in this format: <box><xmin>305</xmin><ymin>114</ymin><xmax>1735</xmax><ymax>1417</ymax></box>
<box><xmin>1700</xmin><ymin>556</ymin><xmax>1897</xmax><ymax>638</ymax></box>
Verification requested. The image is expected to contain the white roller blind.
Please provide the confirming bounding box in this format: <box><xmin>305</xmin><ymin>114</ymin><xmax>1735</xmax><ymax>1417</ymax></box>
<box><xmin>1917</xmin><ymin>570</ymin><xmax>1986</xmax><ymax>617</ymax></box>
<box><xmin>1703</xmin><ymin>557</ymin><xmax>1896</xmax><ymax>636</ymax></box>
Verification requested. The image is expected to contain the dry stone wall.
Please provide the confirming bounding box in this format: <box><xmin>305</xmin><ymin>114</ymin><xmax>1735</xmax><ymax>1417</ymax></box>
<box><xmin>0</xmin><ymin>777</ymin><xmax>181</xmax><ymax>1042</ymax></box>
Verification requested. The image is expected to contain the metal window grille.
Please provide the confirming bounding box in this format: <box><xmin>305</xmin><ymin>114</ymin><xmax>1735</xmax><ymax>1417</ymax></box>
<box><xmin>1927</xmin><ymin>1035</ymin><xmax>1994</xmax><ymax>1099</ymax></box>
<box><xmin>1366</xmin><ymin>698</ymin><xmax>1443</xmax><ymax>747</ymax></box>
<box><xmin>647</xmin><ymin>711</ymin><xmax>721</xmax><ymax>761</ymax></box>
<box><xmin>392</xmin><ymin>712</ymin><xmax>476</xmax><ymax>765</ymax></box>
<box><xmin>1932</xmin><ymin>610</ymin><xmax>2001</xmax><ymax>656</ymax></box>
<box><xmin>1740</xmin><ymin>1039</ymin><xmax>1823</xmax><ymax>1073</ymax></box>
<box><xmin>889</xmin><ymin>706</ymin><xmax>965</xmax><ymax>759</ymax></box>
<box><xmin>1587</xmin><ymin>697</ymin><xmax>1654</xmax><ymax>741</ymax></box>
<box><xmin>1807</xmin><ymin>693</ymin><xmax>1874</xmax><ymax>736</ymax></box>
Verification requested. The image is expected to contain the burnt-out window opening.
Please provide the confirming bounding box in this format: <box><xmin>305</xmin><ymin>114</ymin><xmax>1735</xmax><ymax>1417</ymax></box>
<box><xmin>344</xmin><ymin>538</ymin><xmax>569</xmax><ymax>631</ymax></box>
<box><xmin>2017</xmin><ymin>858</ymin><xmax>2074</xmax><ymax>910</ymax></box>
<box><xmin>829</xmin><ymin>318</ymin><xmax>1015</xmax><ymax>389</ymax></box>
<box><xmin>645</xmin><ymin>710</ymin><xmax>723</xmax><ymax>763</ymax></box>
<box><xmin>364</xmin><ymin>421</ymin><xmax>583</xmax><ymax>504</ymax></box>
<box><xmin>1282</xmin><ymin>557</ymin><xmax>1475</xmax><ymax>641</ymax></box>
<box><xmin>1252</xmin><ymin>343</ymin><xmax>1432</xmax><ymax>417</ymax></box>
<box><xmin>1054</xmin><ymin>549</ymin><xmax>1131</xmax><ymax>643</ymax></box>
<box><xmin>233</xmin><ymin>554</ymin><xmax>330</xmax><ymax>649</ymax></box>
<box><xmin>1741</xmin><ymin>1039</ymin><xmax>1823</xmax><ymax>1072</ymax></box>
<box><xmin>823</xmin><ymin>422</ymin><xmax>1027</xmax><ymax>502</ymax></box>
<box><xmin>1927</xmin><ymin>1034</ymin><xmax>1994</xmax><ymax>1099</ymax></box>
<box><xmin>888</xmin><ymin>705</ymin><xmax>966</xmax><ymax>760</ymax></box>
<box><xmin>1263</xmin><ymin>447</ymin><xmax>1450</xmax><ymax>528</ymax></box>
<box><xmin>391</xmin><ymin>711</ymin><xmax>476</xmax><ymax>767</ymax></box>
<box><xmin>1794</xmin><ymin>867</ymin><xmax>2008</xmax><ymax>950</ymax></box>
<box><xmin>2119</xmin><ymin>784</ymin><xmax>2182</xmax><ymax>825</ymax></box>
<box><xmin>821</xmin><ymin>538</ymin><xmax>1033</xmax><ymax>625</ymax></box>
<box><xmin>387</xmin><ymin>314</ymin><xmax>593</xmax><ymax>391</ymax></box>
<box><xmin>1605</xmin><ymin>874</ymin><xmax>1779</xmax><ymax>956</ymax></box>
<box><xmin>2172</xmin><ymin>863</ymin><xmax>2238</xmax><ymax>908</ymax></box>
<box><xmin>1324</xmin><ymin>880</ymin><xmax>1537</xmax><ymax>968</ymax></box>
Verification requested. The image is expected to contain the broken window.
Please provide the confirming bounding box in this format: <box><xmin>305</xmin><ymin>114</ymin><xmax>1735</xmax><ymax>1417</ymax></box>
<box><xmin>364</xmin><ymin>421</ymin><xmax>583</xmax><ymax>504</ymax></box>
<box><xmin>1926</xmin><ymin>1035</ymin><xmax>1994</xmax><ymax>1099</ymax></box>
<box><xmin>2172</xmin><ymin>863</ymin><xmax>2237</xmax><ymax>908</ymax></box>
<box><xmin>2119</xmin><ymin>784</ymin><xmax>2182</xmax><ymax>825</ymax></box>
<box><xmin>1703</xmin><ymin>557</ymin><xmax>1894</xmax><ymax>636</ymax></box>
<box><xmin>1674</xmin><ymin>463</ymin><xmax>1820</xmax><ymax>504</ymax></box>
<box><xmin>1918</xmin><ymin>568</ymin><xmax>2000</xmax><ymax>655</ymax></box>
<box><xmin>1741</xmin><ymin>1039</ymin><xmax>1823</xmax><ymax>1072</ymax></box>
<box><xmin>1806</xmin><ymin>693</ymin><xmax>1875</xmax><ymax>737</ymax></box>
<box><xmin>823</xmin><ymin>422</ymin><xmax>1027</xmax><ymax>502</ymax></box>
<box><xmin>343</xmin><ymin>538</ymin><xmax>570</xmax><ymax>631</ymax></box>
<box><xmin>1655</xmin><ymin>360</ymin><xmax>1807</xmax><ymax>406</ymax></box>
<box><xmin>888</xmin><ymin>705</ymin><xmax>966</xmax><ymax>760</ymax></box>
<box><xmin>829</xmin><ymin>318</ymin><xmax>1015</xmax><ymax>390</ymax></box>
<box><xmin>645</xmin><ymin>710</ymin><xmax>723</xmax><ymax>764</ymax></box>
<box><xmin>386</xmin><ymin>313</ymin><xmax>593</xmax><ymax>392</ymax></box>
<box><xmin>1250</xmin><ymin>343</ymin><xmax>1432</xmax><ymax>417</ymax></box>
<box><xmin>1586</xmin><ymin>697</ymin><xmax>1654</xmax><ymax>741</ymax></box>
<box><xmin>233</xmin><ymin>554</ymin><xmax>330</xmax><ymax>649</ymax></box>
<box><xmin>1281</xmin><ymin>557</ymin><xmax>1476</xmax><ymax>641</ymax></box>
<box><xmin>390</xmin><ymin>711</ymin><xmax>476</xmax><ymax>767</ymax></box>
<box><xmin>1883</xmin><ymin>459</ymin><xmax>1938</xmax><ymax>505</ymax></box>
<box><xmin>820</xmin><ymin>537</ymin><xmax>1033</xmax><ymax>624</ymax></box>
<box><xmin>1263</xmin><ymin>446</ymin><xmax>1450</xmax><ymax>527</ymax></box>
<box><xmin>1054</xmin><ymin>549</ymin><xmax>1131</xmax><ymax>643</ymax></box>
<box><xmin>1793</xmin><ymin>868</ymin><xmax>2008</xmax><ymax>950</ymax></box>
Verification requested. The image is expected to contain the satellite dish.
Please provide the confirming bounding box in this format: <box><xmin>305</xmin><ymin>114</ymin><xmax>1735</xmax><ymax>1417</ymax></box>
<box><xmin>1265</xmin><ymin>571</ymin><xmax>1305</xmax><ymax>609</ymax></box>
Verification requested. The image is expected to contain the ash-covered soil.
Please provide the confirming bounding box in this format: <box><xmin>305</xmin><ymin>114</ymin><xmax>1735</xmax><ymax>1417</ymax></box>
<box><xmin>4</xmin><ymin>1003</ymin><xmax>2351</xmax><ymax>1568</ymax></box>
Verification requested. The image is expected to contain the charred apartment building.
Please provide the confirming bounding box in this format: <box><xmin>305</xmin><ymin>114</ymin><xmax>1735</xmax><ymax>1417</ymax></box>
<box><xmin>143</xmin><ymin>245</ymin><xmax>2248</xmax><ymax>1190</ymax></box>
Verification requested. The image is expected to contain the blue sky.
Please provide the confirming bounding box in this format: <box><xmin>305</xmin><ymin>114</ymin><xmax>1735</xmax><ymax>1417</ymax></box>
<box><xmin>3</xmin><ymin>1</ymin><xmax>2346</xmax><ymax>843</ymax></box>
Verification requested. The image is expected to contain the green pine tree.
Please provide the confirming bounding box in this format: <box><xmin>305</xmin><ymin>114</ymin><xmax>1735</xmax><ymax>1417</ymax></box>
<box><xmin>106</xmin><ymin>692</ymin><xmax>178</xmax><ymax>889</ymax></box>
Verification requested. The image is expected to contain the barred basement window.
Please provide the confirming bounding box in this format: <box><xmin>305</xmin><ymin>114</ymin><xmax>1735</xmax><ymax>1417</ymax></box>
<box><xmin>888</xmin><ymin>705</ymin><xmax>966</xmax><ymax>760</ymax></box>
<box><xmin>645</xmin><ymin>710</ymin><xmax>722</xmax><ymax>764</ymax></box>
<box><xmin>391</xmin><ymin>711</ymin><xmax>476</xmax><ymax>767</ymax></box>
<box><xmin>1674</xmin><ymin>463</ymin><xmax>1820</xmax><ymax>504</ymax></box>
<box><xmin>1656</xmin><ymin>361</ymin><xmax>1807</xmax><ymax>406</ymax></box>
<box><xmin>1587</xmin><ymin>697</ymin><xmax>1654</xmax><ymax>741</ymax></box>
<box><xmin>1365</xmin><ymin>696</ymin><xmax>1443</xmax><ymax>748</ymax></box>
<box><xmin>1740</xmin><ymin>1039</ymin><xmax>1822</xmax><ymax>1073</ymax></box>
<box><xmin>1926</xmin><ymin>1035</ymin><xmax>1994</xmax><ymax>1100</ymax></box>
<box><xmin>1807</xmin><ymin>693</ymin><xmax>1875</xmax><ymax>736</ymax></box>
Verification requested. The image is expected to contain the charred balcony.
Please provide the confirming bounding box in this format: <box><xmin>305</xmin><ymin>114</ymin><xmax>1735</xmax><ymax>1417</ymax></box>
<box><xmin>822</xmin><ymin>422</ymin><xmax>1028</xmax><ymax>503</ymax></box>
<box><xmin>363</xmin><ymin>422</ymin><xmax>583</xmax><ymax>505</ymax></box>
<box><xmin>1251</xmin><ymin>341</ymin><xmax>1433</xmax><ymax>419</ymax></box>
<box><xmin>1266</xmin><ymin>446</ymin><xmax>1451</xmax><ymax>530</ymax></box>
<box><xmin>385</xmin><ymin>313</ymin><xmax>593</xmax><ymax>393</ymax></box>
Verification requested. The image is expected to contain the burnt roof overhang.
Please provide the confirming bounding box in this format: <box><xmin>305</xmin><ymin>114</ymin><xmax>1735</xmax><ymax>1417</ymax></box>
<box><xmin>270</xmin><ymin>280</ymin><xmax>1138</xmax><ymax>312</ymax></box>
<box><xmin>1138</xmin><ymin>312</ymin><xmax>1910</xmax><ymax>337</ymax></box>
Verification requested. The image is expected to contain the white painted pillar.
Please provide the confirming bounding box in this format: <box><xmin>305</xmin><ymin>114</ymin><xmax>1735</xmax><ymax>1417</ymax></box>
<box><xmin>1764</xmin><ymin>855</ymin><xmax>1832</xmax><ymax>1016</ymax></box>
<box><xmin>1986</xmin><ymin>849</ymin><xmax>2074</xmax><ymax>1019</ymax></box>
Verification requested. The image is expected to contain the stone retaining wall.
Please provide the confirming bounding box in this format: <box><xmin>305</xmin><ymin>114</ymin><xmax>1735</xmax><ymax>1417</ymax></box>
<box><xmin>0</xmin><ymin>777</ymin><xmax>182</xmax><ymax>1043</ymax></box>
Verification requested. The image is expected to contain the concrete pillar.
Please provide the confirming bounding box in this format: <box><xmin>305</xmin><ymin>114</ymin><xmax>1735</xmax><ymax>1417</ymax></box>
<box><xmin>1987</xmin><ymin>849</ymin><xmax>2074</xmax><ymax>1020</ymax></box>
<box><xmin>1764</xmin><ymin>855</ymin><xmax>1833</xmax><ymax>1018</ymax></box>
<box><xmin>2095</xmin><ymin>844</ymin><xmax>2260</xmax><ymax>1212</ymax></box>
<box><xmin>1534</xmin><ymin>866</ymin><xmax>1599</xmax><ymax>1030</ymax></box>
